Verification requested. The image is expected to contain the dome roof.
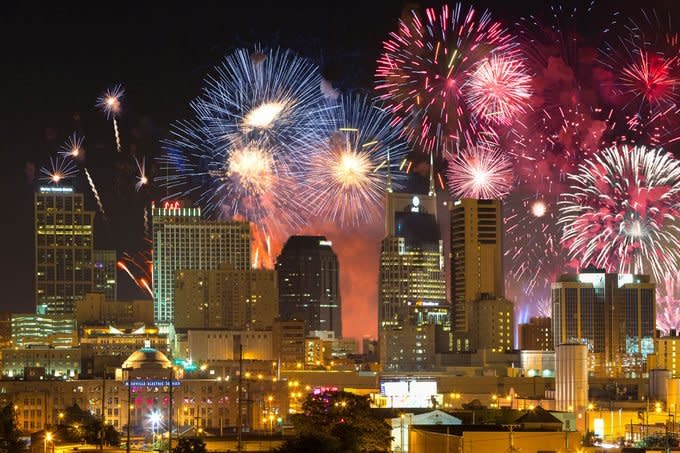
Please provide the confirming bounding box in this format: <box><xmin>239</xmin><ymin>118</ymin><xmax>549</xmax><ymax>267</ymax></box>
<box><xmin>122</xmin><ymin>346</ymin><xmax>172</xmax><ymax>370</ymax></box>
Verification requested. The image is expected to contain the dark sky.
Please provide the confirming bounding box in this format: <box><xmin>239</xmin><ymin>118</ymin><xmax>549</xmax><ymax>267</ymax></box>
<box><xmin>1</xmin><ymin>1</ymin><xmax>679</xmax><ymax>314</ymax></box>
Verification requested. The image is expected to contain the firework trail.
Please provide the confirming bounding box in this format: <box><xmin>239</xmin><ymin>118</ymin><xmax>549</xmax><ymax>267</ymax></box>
<box><xmin>96</xmin><ymin>84</ymin><xmax>124</xmax><ymax>152</ymax></box>
<box><xmin>446</xmin><ymin>144</ymin><xmax>513</xmax><ymax>199</ymax></box>
<box><xmin>465</xmin><ymin>55</ymin><xmax>533</xmax><ymax>126</ymax></box>
<box><xmin>58</xmin><ymin>132</ymin><xmax>85</xmax><ymax>160</ymax></box>
<box><xmin>84</xmin><ymin>167</ymin><xmax>107</xmax><ymax>219</ymax></box>
<box><xmin>302</xmin><ymin>94</ymin><xmax>408</xmax><ymax>226</ymax></box>
<box><xmin>559</xmin><ymin>145</ymin><xmax>680</xmax><ymax>282</ymax></box>
<box><xmin>375</xmin><ymin>3</ymin><xmax>518</xmax><ymax>154</ymax></box>
<box><xmin>40</xmin><ymin>156</ymin><xmax>79</xmax><ymax>184</ymax></box>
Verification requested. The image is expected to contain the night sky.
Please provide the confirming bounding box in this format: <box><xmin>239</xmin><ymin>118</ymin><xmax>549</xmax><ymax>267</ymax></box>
<box><xmin>2</xmin><ymin>1</ymin><xmax>679</xmax><ymax>338</ymax></box>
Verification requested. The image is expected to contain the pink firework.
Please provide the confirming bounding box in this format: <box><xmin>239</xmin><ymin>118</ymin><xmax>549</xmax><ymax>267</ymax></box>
<box><xmin>465</xmin><ymin>55</ymin><xmax>533</xmax><ymax>125</ymax></box>
<box><xmin>446</xmin><ymin>144</ymin><xmax>513</xmax><ymax>199</ymax></box>
<box><xmin>375</xmin><ymin>3</ymin><xmax>517</xmax><ymax>154</ymax></box>
<box><xmin>620</xmin><ymin>51</ymin><xmax>679</xmax><ymax>109</ymax></box>
<box><xmin>559</xmin><ymin>145</ymin><xmax>680</xmax><ymax>282</ymax></box>
<box><xmin>658</xmin><ymin>272</ymin><xmax>680</xmax><ymax>334</ymax></box>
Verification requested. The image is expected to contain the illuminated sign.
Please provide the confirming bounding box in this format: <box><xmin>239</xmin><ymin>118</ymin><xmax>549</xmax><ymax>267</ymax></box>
<box><xmin>319</xmin><ymin>240</ymin><xmax>333</xmax><ymax>247</ymax></box>
<box><xmin>163</xmin><ymin>201</ymin><xmax>181</xmax><ymax>210</ymax></box>
<box><xmin>577</xmin><ymin>273</ymin><xmax>604</xmax><ymax>287</ymax></box>
<box><xmin>380</xmin><ymin>379</ymin><xmax>438</xmax><ymax>408</ymax></box>
<box><xmin>411</xmin><ymin>196</ymin><xmax>420</xmax><ymax>212</ymax></box>
<box><xmin>39</xmin><ymin>187</ymin><xmax>73</xmax><ymax>193</ymax></box>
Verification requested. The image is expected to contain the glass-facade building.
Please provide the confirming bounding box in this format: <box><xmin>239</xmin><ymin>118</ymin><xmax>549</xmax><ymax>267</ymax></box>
<box><xmin>551</xmin><ymin>270</ymin><xmax>655</xmax><ymax>376</ymax></box>
<box><xmin>34</xmin><ymin>186</ymin><xmax>94</xmax><ymax>314</ymax></box>
<box><xmin>152</xmin><ymin>203</ymin><xmax>251</xmax><ymax>329</ymax></box>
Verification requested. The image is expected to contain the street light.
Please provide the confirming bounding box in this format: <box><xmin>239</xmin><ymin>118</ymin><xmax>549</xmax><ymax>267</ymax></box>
<box><xmin>44</xmin><ymin>432</ymin><xmax>52</xmax><ymax>453</ymax></box>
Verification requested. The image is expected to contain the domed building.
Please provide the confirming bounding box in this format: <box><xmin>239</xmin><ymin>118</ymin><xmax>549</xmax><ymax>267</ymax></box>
<box><xmin>121</xmin><ymin>344</ymin><xmax>172</xmax><ymax>371</ymax></box>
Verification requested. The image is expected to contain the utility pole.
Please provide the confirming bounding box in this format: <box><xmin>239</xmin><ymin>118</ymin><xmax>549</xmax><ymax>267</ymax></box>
<box><xmin>168</xmin><ymin>367</ymin><xmax>173</xmax><ymax>453</ymax></box>
<box><xmin>502</xmin><ymin>424</ymin><xmax>521</xmax><ymax>453</ymax></box>
<box><xmin>126</xmin><ymin>368</ymin><xmax>132</xmax><ymax>453</ymax></box>
<box><xmin>237</xmin><ymin>343</ymin><xmax>243</xmax><ymax>453</ymax></box>
<box><xmin>100</xmin><ymin>376</ymin><xmax>106</xmax><ymax>451</ymax></box>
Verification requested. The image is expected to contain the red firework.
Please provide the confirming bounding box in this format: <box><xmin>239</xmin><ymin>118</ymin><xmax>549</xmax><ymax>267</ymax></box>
<box><xmin>375</xmin><ymin>3</ymin><xmax>518</xmax><ymax>154</ymax></box>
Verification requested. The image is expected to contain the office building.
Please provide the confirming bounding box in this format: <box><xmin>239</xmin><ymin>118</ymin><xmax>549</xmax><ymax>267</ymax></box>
<box><xmin>472</xmin><ymin>295</ymin><xmax>514</xmax><ymax>352</ymax></box>
<box><xmin>74</xmin><ymin>293</ymin><xmax>154</xmax><ymax>327</ymax></box>
<box><xmin>272</xmin><ymin>319</ymin><xmax>305</xmax><ymax>370</ymax></box>
<box><xmin>35</xmin><ymin>186</ymin><xmax>94</xmax><ymax>314</ymax></box>
<box><xmin>0</xmin><ymin>312</ymin><xmax>12</xmax><ymax>349</ymax></box>
<box><xmin>647</xmin><ymin>334</ymin><xmax>680</xmax><ymax>377</ymax></box>
<box><xmin>2</xmin><ymin>346</ymin><xmax>81</xmax><ymax>378</ymax></box>
<box><xmin>552</xmin><ymin>270</ymin><xmax>656</xmax><ymax>375</ymax></box>
<box><xmin>174</xmin><ymin>264</ymin><xmax>278</xmax><ymax>331</ymax></box>
<box><xmin>93</xmin><ymin>249</ymin><xmax>117</xmax><ymax>300</ymax></box>
<box><xmin>519</xmin><ymin>317</ymin><xmax>553</xmax><ymax>351</ymax></box>
<box><xmin>379</xmin><ymin>189</ymin><xmax>447</xmax><ymax>370</ymax></box>
<box><xmin>11</xmin><ymin>313</ymin><xmax>77</xmax><ymax>348</ymax></box>
<box><xmin>449</xmin><ymin>199</ymin><xmax>503</xmax><ymax>351</ymax></box>
<box><xmin>276</xmin><ymin>236</ymin><xmax>341</xmax><ymax>337</ymax></box>
<box><xmin>185</xmin><ymin>330</ymin><xmax>273</xmax><ymax>363</ymax></box>
<box><xmin>152</xmin><ymin>201</ymin><xmax>251</xmax><ymax>329</ymax></box>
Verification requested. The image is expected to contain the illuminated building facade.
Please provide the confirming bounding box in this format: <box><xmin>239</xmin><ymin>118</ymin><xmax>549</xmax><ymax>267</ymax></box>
<box><xmin>75</xmin><ymin>293</ymin><xmax>154</xmax><ymax>327</ymax></box>
<box><xmin>472</xmin><ymin>295</ymin><xmax>514</xmax><ymax>352</ymax></box>
<box><xmin>379</xmin><ymin>191</ymin><xmax>447</xmax><ymax>371</ymax></box>
<box><xmin>93</xmin><ymin>249</ymin><xmax>117</xmax><ymax>300</ymax></box>
<box><xmin>174</xmin><ymin>264</ymin><xmax>278</xmax><ymax>331</ymax></box>
<box><xmin>35</xmin><ymin>186</ymin><xmax>94</xmax><ymax>314</ymax></box>
<box><xmin>11</xmin><ymin>313</ymin><xmax>76</xmax><ymax>348</ymax></box>
<box><xmin>2</xmin><ymin>346</ymin><xmax>80</xmax><ymax>378</ymax></box>
<box><xmin>648</xmin><ymin>334</ymin><xmax>680</xmax><ymax>377</ymax></box>
<box><xmin>152</xmin><ymin>202</ymin><xmax>251</xmax><ymax>329</ymax></box>
<box><xmin>518</xmin><ymin>317</ymin><xmax>553</xmax><ymax>351</ymax></box>
<box><xmin>449</xmin><ymin>199</ymin><xmax>504</xmax><ymax>352</ymax></box>
<box><xmin>276</xmin><ymin>236</ymin><xmax>341</xmax><ymax>337</ymax></box>
<box><xmin>551</xmin><ymin>270</ymin><xmax>656</xmax><ymax>376</ymax></box>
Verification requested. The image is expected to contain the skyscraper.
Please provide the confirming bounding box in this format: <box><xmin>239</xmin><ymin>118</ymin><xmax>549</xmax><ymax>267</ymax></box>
<box><xmin>551</xmin><ymin>270</ymin><xmax>656</xmax><ymax>376</ymax></box>
<box><xmin>35</xmin><ymin>186</ymin><xmax>94</xmax><ymax>314</ymax></box>
<box><xmin>379</xmin><ymin>190</ymin><xmax>447</xmax><ymax>370</ymax></box>
<box><xmin>276</xmin><ymin>236</ymin><xmax>341</xmax><ymax>337</ymax></box>
<box><xmin>174</xmin><ymin>264</ymin><xmax>278</xmax><ymax>330</ymax></box>
<box><xmin>449</xmin><ymin>199</ymin><xmax>503</xmax><ymax>333</ymax></box>
<box><xmin>93</xmin><ymin>249</ymin><xmax>117</xmax><ymax>300</ymax></box>
<box><xmin>152</xmin><ymin>201</ymin><xmax>251</xmax><ymax>329</ymax></box>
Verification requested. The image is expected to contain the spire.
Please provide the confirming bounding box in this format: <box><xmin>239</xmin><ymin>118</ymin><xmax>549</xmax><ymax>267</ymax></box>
<box><xmin>386</xmin><ymin>147</ymin><xmax>393</xmax><ymax>193</ymax></box>
<box><xmin>428</xmin><ymin>152</ymin><xmax>435</xmax><ymax>196</ymax></box>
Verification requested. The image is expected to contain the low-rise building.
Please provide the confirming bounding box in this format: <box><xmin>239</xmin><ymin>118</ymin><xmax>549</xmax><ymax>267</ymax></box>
<box><xmin>75</xmin><ymin>293</ymin><xmax>154</xmax><ymax>327</ymax></box>
<box><xmin>186</xmin><ymin>330</ymin><xmax>273</xmax><ymax>363</ymax></box>
<box><xmin>2</xmin><ymin>345</ymin><xmax>80</xmax><ymax>378</ymax></box>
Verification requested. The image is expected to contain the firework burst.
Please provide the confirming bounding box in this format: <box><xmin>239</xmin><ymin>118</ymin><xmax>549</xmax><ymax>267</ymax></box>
<box><xmin>96</xmin><ymin>84</ymin><xmax>125</xmax><ymax>152</ymax></box>
<box><xmin>40</xmin><ymin>156</ymin><xmax>79</xmax><ymax>184</ymax></box>
<box><xmin>195</xmin><ymin>47</ymin><xmax>326</xmax><ymax>159</ymax></box>
<box><xmin>446</xmin><ymin>144</ymin><xmax>513</xmax><ymax>199</ymax></box>
<box><xmin>134</xmin><ymin>156</ymin><xmax>148</xmax><ymax>191</ymax></box>
<box><xmin>59</xmin><ymin>132</ymin><xmax>85</xmax><ymax>159</ymax></box>
<box><xmin>465</xmin><ymin>55</ymin><xmax>533</xmax><ymax>125</ymax></box>
<box><xmin>375</xmin><ymin>3</ymin><xmax>518</xmax><ymax>153</ymax></box>
<box><xmin>302</xmin><ymin>95</ymin><xmax>408</xmax><ymax>225</ymax></box>
<box><xmin>559</xmin><ymin>145</ymin><xmax>680</xmax><ymax>281</ymax></box>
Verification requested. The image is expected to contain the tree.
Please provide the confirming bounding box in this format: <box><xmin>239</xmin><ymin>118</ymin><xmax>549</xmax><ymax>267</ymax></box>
<box><xmin>290</xmin><ymin>389</ymin><xmax>390</xmax><ymax>452</ymax></box>
<box><xmin>173</xmin><ymin>437</ymin><xmax>208</xmax><ymax>453</ymax></box>
<box><xmin>276</xmin><ymin>432</ymin><xmax>341</xmax><ymax>453</ymax></box>
<box><xmin>0</xmin><ymin>404</ymin><xmax>26</xmax><ymax>452</ymax></box>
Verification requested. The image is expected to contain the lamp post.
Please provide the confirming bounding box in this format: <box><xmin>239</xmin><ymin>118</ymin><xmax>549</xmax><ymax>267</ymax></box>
<box><xmin>400</xmin><ymin>413</ymin><xmax>405</xmax><ymax>453</ymax></box>
<box><xmin>44</xmin><ymin>431</ymin><xmax>52</xmax><ymax>453</ymax></box>
<box><xmin>123</xmin><ymin>367</ymin><xmax>133</xmax><ymax>453</ymax></box>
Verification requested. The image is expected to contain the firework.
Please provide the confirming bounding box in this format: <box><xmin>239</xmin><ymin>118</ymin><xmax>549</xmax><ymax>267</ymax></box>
<box><xmin>158</xmin><ymin>47</ymin><xmax>324</xmax><ymax>240</ymax></box>
<box><xmin>559</xmin><ymin>145</ymin><xmax>680</xmax><ymax>281</ymax></box>
<box><xmin>375</xmin><ymin>3</ymin><xmax>517</xmax><ymax>153</ymax></box>
<box><xmin>40</xmin><ymin>156</ymin><xmax>78</xmax><ymax>184</ymax></box>
<box><xmin>302</xmin><ymin>95</ymin><xmax>408</xmax><ymax>225</ymax></box>
<box><xmin>84</xmin><ymin>167</ymin><xmax>106</xmax><ymax>219</ymax></box>
<box><xmin>658</xmin><ymin>272</ymin><xmax>680</xmax><ymax>334</ymax></box>
<box><xmin>59</xmin><ymin>132</ymin><xmax>85</xmax><ymax>159</ymax></box>
<box><xmin>134</xmin><ymin>156</ymin><xmax>148</xmax><ymax>191</ymax></box>
<box><xmin>446</xmin><ymin>144</ymin><xmax>513</xmax><ymax>199</ymax></box>
<box><xmin>195</xmin><ymin>47</ymin><xmax>326</xmax><ymax>159</ymax></box>
<box><xmin>465</xmin><ymin>55</ymin><xmax>533</xmax><ymax>125</ymax></box>
<box><xmin>96</xmin><ymin>84</ymin><xmax>124</xmax><ymax>152</ymax></box>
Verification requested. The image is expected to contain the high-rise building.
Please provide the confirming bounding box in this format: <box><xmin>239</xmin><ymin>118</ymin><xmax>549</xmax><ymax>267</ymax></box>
<box><xmin>449</xmin><ymin>199</ymin><xmax>503</xmax><ymax>347</ymax></box>
<box><xmin>551</xmin><ymin>270</ymin><xmax>656</xmax><ymax>375</ymax></box>
<box><xmin>378</xmin><ymin>190</ymin><xmax>447</xmax><ymax>370</ymax></box>
<box><xmin>174</xmin><ymin>264</ymin><xmax>278</xmax><ymax>331</ymax></box>
<box><xmin>151</xmin><ymin>202</ymin><xmax>251</xmax><ymax>329</ymax></box>
<box><xmin>276</xmin><ymin>236</ymin><xmax>341</xmax><ymax>337</ymax></box>
<box><xmin>93</xmin><ymin>249</ymin><xmax>117</xmax><ymax>300</ymax></box>
<box><xmin>519</xmin><ymin>317</ymin><xmax>553</xmax><ymax>351</ymax></box>
<box><xmin>472</xmin><ymin>295</ymin><xmax>514</xmax><ymax>352</ymax></box>
<box><xmin>35</xmin><ymin>186</ymin><xmax>94</xmax><ymax>314</ymax></box>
